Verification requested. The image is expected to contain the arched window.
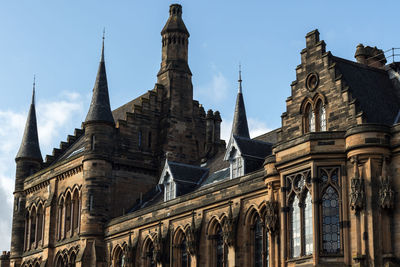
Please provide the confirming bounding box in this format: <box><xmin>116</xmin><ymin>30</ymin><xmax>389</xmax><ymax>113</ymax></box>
<box><xmin>317</xmin><ymin>101</ymin><xmax>326</xmax><ymax>131</ymax></box>
<box><xmin>37</xmin><ymin>205</ymin><xmax>44</xmax><ymax>245</ymax></box>
<box><xmin>30</xmin><ymin>207</ymin><xmax>37</xmax><ymax>249</ymax></box>
<box><xmin>148</xmin><ymin>242</ymin><xmax>156</xmax><ymax>267</ymax></box>
<box><xmin>322</xmin><ymin>186</ymin><xmax>340</xmax><ymax>254</ymax></box>
<box><xmin>319</xmin><ymin>167</ymin><xmax>341</xmax><ymax>255</ymax></box>
<box><xmin>304</xmin><ymin>192</ymin><xmax>313</xmax><ymax>255</ymax></box>
<box><xmin>181</xmin><ymin>236</ymin><xmax>190</xmax><ymax>267</ymax></box>
<box><xmin>115</xmin><ymin>247</ymin><xmax>125</xmax><ymax>267</ymax></box>
<box><xmin>72</xmin><ymin>190</ymin><xmax>80</xmax><ymax>234</ymax></box>
<box><xmin>304</xmin><ymin>104</ymin><xmax>315</xmax><ymax>133</ymax></box>
<box><xmin>56</xmin><ymin>255</ymin><xmax>65</xmax><ymax>267</ymax></box>
<box><xmin>254</xmin><ymin>217</ymin><xmax>263</xmax><ymax>267</ymax></box>
<box><xmin>290</xmin><ymin>196</ymin><xmax>301</xmax><ymax>258</ymax></box>
<box><xmin>24</xmin><ymin>212</ymin><xmax>29</xmax><ymax>251</ymax></box>
<box><xmin>216</xmin><ymin>225</ymin><xmax>225</xmax><ymax>267</ymax></box>
<box><xmin>70</xmin><ymin>252</ymin><xmax>76</xmax><ymax>267</ymax></box>
<box><xmin>286</xmin><ymin>170</ymin><xmax>313</xmax><ymax>258</ymax></box>
<box><xmin>65</xmin><ymin>193</ymin><xmax>72</xmax><ymax>235</ymax></box>
<box><xmin>138</xmin><ymin>130</ymin><xmax>142</xmax><ymax>148</ymax></box>
<box><xmin>57</xmin><ymin>198</ymin><xmax>64</xmax><ymax>240</ymax></box>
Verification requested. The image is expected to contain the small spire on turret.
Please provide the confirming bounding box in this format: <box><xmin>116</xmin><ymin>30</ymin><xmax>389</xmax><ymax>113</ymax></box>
<box><xmin>16</xmin><ymin>78</ymin><xmax>42</xmax><ymax>161</ymax></box>
<box><xmin>84</xmin><ymin>33</ymin><xmax>114</xmax><ymax>125</ymax></box>
<box><xmin>238</xmin><ymin>64</ymin><xmax>242</xmax><ymax>94</ymax></box>
<box><xmin>231</xmin><ymin>65</ymin><xmax>250</xmax><ymax>139</ymax></box>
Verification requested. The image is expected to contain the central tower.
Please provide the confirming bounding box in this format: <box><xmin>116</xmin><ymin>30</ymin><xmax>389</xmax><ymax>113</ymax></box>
<box><xmin>157</xmin><ymin>4</ymin><xmax>193</xmax><ymax>117</ymax></box>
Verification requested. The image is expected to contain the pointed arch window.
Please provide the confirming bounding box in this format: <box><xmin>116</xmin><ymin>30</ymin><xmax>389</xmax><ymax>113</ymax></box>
<box><xmin>286</xmin><ymin>170</ymin><xmax>313</xmax><ymax>258</ymax></box>
<box><xmin>319</xmin><ymin>167</ymin><xmax>341</xmax><ymax>255</ymax></box>
<box><xmin>181</xmin><ymin>236</ymin><xmax>190</xmax><ymax>267</ymax></box>
<box><xmin>216</xmin><ymin>225</ymin><xmax>225</xmax><ymax>267</ymax></box>
<box><xmin>254</xmin><ymin>217</ymin><xmax>263</xmax><ymax>267</ymax></box>
<box><xmin>317</xmin><ymin>101</ymin><xmax>326</xmax><ymax>131</ymax></box>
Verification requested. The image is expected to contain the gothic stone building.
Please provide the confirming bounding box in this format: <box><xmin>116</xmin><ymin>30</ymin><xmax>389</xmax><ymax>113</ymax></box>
<box><xmin>4</xmin><ymin>4</ymin><xmax>400</xmax><ymax>267</ymax></box>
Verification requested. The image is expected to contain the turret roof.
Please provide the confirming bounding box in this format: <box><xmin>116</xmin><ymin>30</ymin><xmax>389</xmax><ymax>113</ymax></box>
<box><xmin>84</xmin><ymin>37</ymin><xmax>114</xmax><ymax>125</ymax></box>
<box><xmin>231</xmin><ymin>67</ymin><xmax>250</xmax><ymax>138</ymax></box>
<box><xmin>16</xmin><ymin>82</ymin><xmax>43</xmax><ymax>161</ymax></box>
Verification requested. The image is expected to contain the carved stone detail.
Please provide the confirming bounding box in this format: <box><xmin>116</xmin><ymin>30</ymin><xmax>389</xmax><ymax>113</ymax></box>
<box><xmin>349</xmin><ymin>157</ymin><xmax>365</xmax><ymax>211</ymax></box>
<box><xmin>153</xmin><ymin>223</ymin><xmax>162</xmax><ymax>263</ymax></box>
<box><xmin>264</xmin><ymin>201</ymin><xmax>278</xmax><ymax>233</ymax></box>
<box><xmin>222</xmin><ymin>202</ymin><xmax>235</xmax><ymax>247</ymax></box>
<box><xmin>186</xmin><ymin>211</ymin><xmax>197</xmax><ymax>255</ymax></box>
<box><xmin>379</xmin><ymin>158</ymin><xmax>395</xmax><ymax>209</ymax></box>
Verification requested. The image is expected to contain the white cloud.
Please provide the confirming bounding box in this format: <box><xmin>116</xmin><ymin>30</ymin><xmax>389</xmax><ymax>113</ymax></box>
<box><xmin>197</xmin><ymin>72</ymin><xmax>229</xmax><ymax>103</ymax></box>
<box><xmin>0</xmin><ymin>92</ymin><xmax>84</xmax><ymax>252</ymax></box>
<box><xmin>220</xmin><ymin>116</ymin><xmax>271</xmax><ymax>142</ymax></box>
<box><xmin>248</xmin><ymin>118</ymin><xmax>272</xmax><ymax>139</ymax></box>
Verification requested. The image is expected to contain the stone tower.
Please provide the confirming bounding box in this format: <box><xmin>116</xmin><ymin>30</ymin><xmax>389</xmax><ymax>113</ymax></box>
<box><xmin>11</xmin><ymin>83</ymin><xmax>42</xmax><ymax>266</ymax></box>
<box><xmin>156</xmin><ymin>4</ymin><xmax>203</xmax><ymax>164</ymax></box>
<box><xmin>80</xmin><ymin>37</ymin><xmax>114</xmax><ymax>264</ymax></box>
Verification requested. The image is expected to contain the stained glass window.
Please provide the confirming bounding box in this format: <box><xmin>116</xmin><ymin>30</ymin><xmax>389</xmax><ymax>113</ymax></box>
<box><xmin>290</xmin><ymin>197</ymin><xmax>301</xmax><ymax>258</ymax></box>
<box><xmin>304</xmin><ymin>192</ymin><xmax>313</xmax><ymax>255</ymax></box>
<box><xmin>322</xmin><ymin>186</ymin><xmax>340</xmax><ymax>254</ymax></box>
<box><xmin>254</xmin><ymin>217</ymin><xmax>263</xmax><ymax>267</ymax></box>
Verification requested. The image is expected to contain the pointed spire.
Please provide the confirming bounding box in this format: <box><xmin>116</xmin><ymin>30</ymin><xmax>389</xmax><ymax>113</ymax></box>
<box><xmin>231</xmin><ymin>65</ymin><xmax>250</xmax><ymax>138</ymax></box>
<box><xmin>238</xmin><ymin>64</ymin><xmax>242</xmax><ymax>94</ymax></box>
<box><xmin>16</xmin><ymin>77</ymin><xmax>42</xmax><ymax>161</ymax></box>
<box><xmin>84</xmin><ymin>34</ymin><xmax>114</xmax><ymax>125</ymax></box>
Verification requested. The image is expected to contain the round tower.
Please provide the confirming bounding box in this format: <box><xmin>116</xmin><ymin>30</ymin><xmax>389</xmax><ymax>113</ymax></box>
<box><xmin>11</xmin><ymin>83</ymin><xmax>42</xmax><ymax>265</ymax></box>
<box><xmin>80</xmin><ymin>37</ymin><xmax>115</xmax><ymax>243</ymax></box>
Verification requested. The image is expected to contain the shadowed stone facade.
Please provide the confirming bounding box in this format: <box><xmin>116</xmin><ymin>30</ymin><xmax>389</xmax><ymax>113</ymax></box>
<box><xmin>5</xmin><ymin>3</ymin><xmax>400</xmax><ymax>267</ymax></box>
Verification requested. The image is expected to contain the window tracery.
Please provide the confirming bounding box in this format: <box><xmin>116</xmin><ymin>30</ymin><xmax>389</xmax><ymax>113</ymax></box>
<box><xmin>285</xmin><ymin>169</ymin><xmax>313</xmax><ymax>258</ymax></box>
<box><xmin>318</xmin><ymin>167</ymin><xmax>341</xmax><ymax>255</ymax></box>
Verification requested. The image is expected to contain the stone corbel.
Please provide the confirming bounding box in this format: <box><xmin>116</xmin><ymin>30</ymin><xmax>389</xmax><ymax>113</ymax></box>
<box><xmin>349</xmin><ymin>156</ymin><xmax>365</xmax><ymax>211</ymax></box>
<box><xmin>379</xmin><ymin>157</ymin><xmax>395</xmax><ymax>210</ymax></box>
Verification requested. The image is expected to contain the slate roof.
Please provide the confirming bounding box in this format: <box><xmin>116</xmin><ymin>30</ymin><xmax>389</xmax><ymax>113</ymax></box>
<box><xmin>201</xmin><ymin>167</ymin><xmax>230</xmax><ymax>186</ymax></box>
<box><xmin>234</xmin><ymin>135</ymin><xmax>272</xmax><ymax>159</ymax></box>
<box><xmin>333</xmin><ymin>56</ymin><xmax>400</xmax><ymax>125</ymax></box>
<box><xmin>168</xmin><ymin>161</ymin><xmax>209</xmax><ymax>185</ymax></box>
<box><xmin>85</xmin><ymin>40</ymin><xmax>114</xmax><ymax>125</ymax></box>
<box><xmin>16</xmin><ymin>89</ymin><xmax>42</xmax><ymax>161</ymax></box>
<box><xmin>232</xmin><ymin>73</ymin><xmax>250</xmax><ymax>138</ymax></box>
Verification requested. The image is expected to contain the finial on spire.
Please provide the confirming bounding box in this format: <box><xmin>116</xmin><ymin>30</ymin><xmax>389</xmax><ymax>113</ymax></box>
<box><xmin>238</xmin><ymin>64</ymin><xmax>242</xmax><ymax>94</ymax></box>
<box><xmin>32</xmin><ymin>75</ymin><xmax>36</xmax><ymax>105</ymax></box>
<box><xmin>101</xmin><ymin>28</ymin><xmax>105</xmax><ymax>63</ymax></box>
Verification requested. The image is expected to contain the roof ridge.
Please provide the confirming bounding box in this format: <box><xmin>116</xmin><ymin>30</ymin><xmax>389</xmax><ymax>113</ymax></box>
<box><xmin>332</xmin><ymin>55</ymin><xmax>387</xmax><ymax>74</ymax></box>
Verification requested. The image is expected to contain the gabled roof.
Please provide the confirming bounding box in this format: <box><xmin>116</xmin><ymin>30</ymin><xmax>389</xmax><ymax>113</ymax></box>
<box><xmin>16</xmin><ymin>87</ymin><xmax>42</xmax><ymax>161</ymax></box>
<box><xmin>333</xmin><ymin>56</ymin><xmax>400</xmax><ymax>125</ymax></box>
<box><xmin>159</xmin><ymin>161</ymin><xmax>208</xmax><ymax>185</ymax></box>
<box><xmin>224</xmin><ymin>135</ymin><xmax>272</xmax><ymax>161</ymax></box>
<box><xmin>234</xmin><ymin>135</ymin><xmax>272</xmax><ymax>159</ymax></box>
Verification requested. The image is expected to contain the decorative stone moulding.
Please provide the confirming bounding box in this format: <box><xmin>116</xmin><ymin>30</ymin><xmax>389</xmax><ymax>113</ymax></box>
<box><xmin>264</xmin><ymin>201</ymin><xmax>278</xmax><ymax>233</ymax></box>
<box><xmin>349</xmin><ymin>156</ymin><xmax>365</xmax><ymax>211</ymax></box>
<box><xmin>222</xmin><ymin>202</ymin><xmax>236</xmax><ymax>247</ymax></box>
<box><xmin>306</xmin><ymin>72</ymin><xmax>319</xmax><ymax>91</ymax></box>
<box><xmin>379</xmin><ymin>158</ymin><xmax>395</xmax><ymax>209</ymax></box>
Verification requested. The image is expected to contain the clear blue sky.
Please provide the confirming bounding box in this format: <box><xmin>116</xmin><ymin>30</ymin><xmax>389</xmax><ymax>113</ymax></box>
<box><xmin>0</xmin><ymin>0</ymin><xmax>399</xmax><ymax>251</ymax></box>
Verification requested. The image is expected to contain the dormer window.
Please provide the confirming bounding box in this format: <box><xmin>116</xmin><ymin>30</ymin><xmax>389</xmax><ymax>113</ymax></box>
<box><xmin>164</xmin><ymin>173</ymin><xmax>176</xmax><ymax>201</ymax></box>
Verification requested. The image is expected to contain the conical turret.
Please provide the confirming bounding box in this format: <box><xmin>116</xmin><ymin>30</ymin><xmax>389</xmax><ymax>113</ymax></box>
<box><xmin>16</xmin><ymin>80</ymin><xmax>42</xmax><ymax>162</ymax></box>
<box><xmin>84</xmin><ymin>36</ymin><xmax>114</xmax><ymax>125</ymax></box>
<box><xmin>231</xmin><ymin>66</ymin><xmax>250</xmax><ymax>138</ymax></box>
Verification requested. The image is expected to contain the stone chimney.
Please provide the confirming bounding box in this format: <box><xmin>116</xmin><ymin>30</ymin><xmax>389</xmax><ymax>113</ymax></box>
<box><xmin>355</xmin><ymin>44</ymin><xmax>387</xmax><ymax>68</ymax></box>
<box><xmin>0</xmin><ymin>251</ymin><xmax>10</xmax><ymax>267</ymax></box>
